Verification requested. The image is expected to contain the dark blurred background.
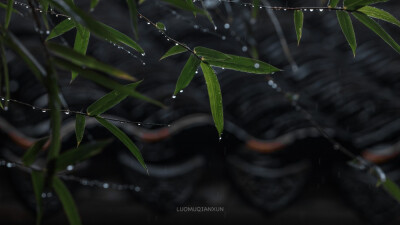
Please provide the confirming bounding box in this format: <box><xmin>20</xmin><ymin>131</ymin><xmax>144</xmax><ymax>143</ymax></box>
<box><xmin>1</xmin><ymin>0</ymin><xmax>400</xmax><ymax>224</ymax></box>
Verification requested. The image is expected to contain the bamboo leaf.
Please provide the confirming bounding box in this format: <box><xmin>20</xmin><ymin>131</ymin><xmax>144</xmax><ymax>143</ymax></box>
<box><xmin>5</xmin><ymin>0</ymin><xmax>14</xmax><ymax>29</ymax></box>
<box><xmin>54</xmin><ymin>58</ymin><xmax>164</xmax><ymax>108</ymax></box>
<box><xmin>352</xmin><ymin>12</ymin><xmax>400</xmax><ymax>54</ymax></box>
<box><xmin>200</xmin><ymin>62</ymin><xmax>224</xmax><ymax>137</ymax></box>
<box><xmin>252</xmin><ymin>0</ymin><xmax>260</xmax><ymax>18</ymax></box>
<box><xmin>75</xmin><ymin>114</ymin><xmax>85</xmax><ymax>147</ymax></box>
<box><xmin>344</xmin><ymin>0</ymin><xmax>388</xmax><ymax>10</ymax></box>
<box><xmin>337</xmin><ymin>11</ymin><xmax>357</xmax><ymax>56</ymax></box>
<box><xmin>47</xmin><ymin>42</ymin><xmax>136</xmax><ymax>81</ymax></box>
<box><xmin>0</xmin><ymin>44</ymin><xmax>9</xmax><ymax>108</ymax></box>
<box><xmin>126</xmin><ymin>0</ymin><xmax>139</xmax><ymax>39</ymax></box>
<box><xmin>328</xmin><ymin>0</ymin><xmax>340</xmax><ymax>7</ymax></box>
<box><xmin>0</xmin><ymin>2</ymin><xmax>22</xmax><ymax>15</ymax></box>
<box><xmin>205</xmin><ymin>54</ymin><xmax>281</xmax><ymax>74</ymax></box>
<box><xmin>46</xmin><ymin>19</ymin><xmax>76</xmax><ymax>41</ymax></box>
<box><xmin>55</xmin><ymin>140</ymin><xmax>111</xmax><ymax>172</ymax></box>
<box><xmin>294</xmin><ymin>10</ymin><xmax>304</xmax><ymax>46</ymax></box>
<box><xmin>50</xmin><ymin>0</ymin><xmax>144</xmax><ymax>53</ymax></box>
<box><xmin>162</xmin><ymin>0</ymin><xmax>205</xmax><ymax>14</ymax></box>
<box><xmin>358</xmin><ymin>6</ymin><xmax>400</xmax><ymax>28</ymax></box>
<box><xmin>22</xmin><ymin>137</ymin><xmax>48</xmax><ymax>166</ymax></box>
<box><xmin>95</xmin><ymin>117</ymin><xmax>147</xmax><ymax>172</ymax></box>
<box><xmin>382</xmin><ymin>179</ymin><xmax>400</xmax><ymax>203</ymax></box>
<box><xmin>156</xmin><ymin>22</ymin><xmax>166</xmax><ymax>31</ymax></box>
<box><xmin>71</xmin><ymin>25</ymin><xmax>90</xmax><ymax>81</ymax></box>
<box><xmin>53</xmin><ymin>177</ymin><xmax>82</xmax><ymax>225</ymax></box>
<box><xmin>90</xmin><ymin>0</ymin><xmax>100</xmax><ymax>11</ymax></box>
<box><xmin>87</xmin><ymin>82</ymin><xmax>141</xmax><ymax>116</ymax></box>
<box><xmin>194</xmin><ymin>46</ymin><xmax>231</xmax><ymax>61</ymax></box>
<box><xmin>160</xmin><ymin>45</ymin><xmax>187</xmax><ymax>60</ymax></box>
<box><xmin>173</xmin><ymin>54</ymin><xmax>201</xmax><ymax>95</ymax></box>
<box><xmin>31</xmin><ymin>171</ymin><xmax>45</xmax><ymax>225</ymax></box>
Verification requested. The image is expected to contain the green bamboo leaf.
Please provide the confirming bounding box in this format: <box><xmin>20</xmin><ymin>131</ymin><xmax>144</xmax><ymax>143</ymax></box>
<box><xmin>87</xmin><ymin>82</ymin><xmax>141</xmax><ymax>116</ymax></box>
<box><xmin>0</xmin><ymin>32</ymin><xmax>46</xmax><ymax>83</ymax></box>
<box><xmin>0</xmin><ymin>44</ymin><xmax>9</xmax><ymax>108</ymax></box>
<box><xmin>160</xmin><ymin>45</ymin><xmax>188</xmax><ymax>60</ymax></box>
<box><xmin>96</xmin><ymin>117</ymin><xmax>147</xmax><ymax>172</ymax></box>
<box><xmin>186</xmin><ymin>0</ymin><xmax>196</xmax><ymax>16</ymax></box>
<box><xmin>39</xmin><ymin>0</ymin><xmax>50</xmax><ymax>30</ymax></box>
<box><xmin>205</xmin><ymin>54</ymin><xmax>281</xmax><ymax>74</ymax></box>
<box><xmin>162</xmin><ymin>0</ymin><xmax>205</xmax><ymax>14</ymax></box>
<box><xmin>200</xmin><ymin>62</ymin><xmax>224</xmax><ymax>137</ymax></box>
<box><xmin>50</xmin><ymin>0</ymin><xmax>144</xmax><ymax>53</ymax></box>
<box><xmin>358</xmin><ymin>6</ymin><xmax>400</xmax><ymax>27</ymax></box>
<box><xmin>337</xmin><ymin>11</ymin><xmax>357</xmax><ymax>56</ymax></box>
<box><xmin>126</xmin><ymin>0</ymin><xmax>139</xmax><ymax>39</ymax></box>
<box><xmin>344</xmin><ymin>0</ymin><xmax>388</xmax><ymax>10</ymax></box>
<box><xmin>252</xmin><ymin>0</ymin><xmax>260</xmax><ymax>18</ymax></box>
<box><xmin>0</xmin><ymin>2</ymin><xmax>22</xmax><ymax>15</ymax></box>
<box><xmin>22</xmin><ymin>137</ymin><xmax>48</xmax><ymax>166</ymax></box>
<box><xmin>156</xmin><ymin>22</ymin><xmax>166</xmax><ymax>31</ymax></box>
<box><xmin>47</xmin><ymin>42</ymin><xmax>136</xmax><ymax>81</ymax></box>
<box><xmin>31</xmin><ymin>171</ymin><xmax>45</xmax><ymax>225</ymax></box>
<box><xmin>53</xmin><ymin>177</ymin><xmax>82</xmax><ymax>225</ymax></box>
<box><xmin>71</xmin><ymin>25</ymin><xmax>90</xmax><ymax>81</ymax></box>
<box><xmin>352</xmin><ymin>12</ymin><xmax>400</xmax><ymax>54</ymax></box>
<box><xmin>194</xmin><ymin>47</ymin><xmax>231</xmax><ymax>61</ymax></box>
<box><xmin>328</xmin><ymin>0</ymin><xmax>340</xmax><ymax>7</ymax></box>
<box><xmin>173</xmin><ymin>54</ymin><xmax>201</xmax><ymax>96</ymax></box>
<box><xmin>90</xmin><ymin>0</ymin><xmax>100</xmax><ymax>11</ymax></box>
<box><xmin>75</xmin><ymin>114</ymin><xmax>85</xmax><ymax>147</ymax></box>
<box><xmin>294</xmin><ymin>10</ymin><xmax>304</xmax><ymax>46</ymax></box>
<box><xmin>382</xmin><ymin>179</ymin><xmax>400</xmax><ymax>203</ymax></box>
<box><xmin>46</xmin><ymin>19</ymin><xmax>76</xmax><ymax>41</ymax></box>
<box><xmin>5</xmin><ymin>0</ymin><xmax>14</xmax><ymax>29</ymax></box>
<box><xmin>54</xmin><ymin>58</ymin><xmax>164</xmax><ymax>108</ymax></box>
<box><xmin>55</xmin><ymin>140</ymin><xmax>111</xmax><ymax>172</ymax></box>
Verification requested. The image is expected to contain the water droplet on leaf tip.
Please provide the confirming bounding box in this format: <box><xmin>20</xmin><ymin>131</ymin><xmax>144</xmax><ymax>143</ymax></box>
<box><xmin>172</xmin><ymin>95</ymin><xmax>176</xmax><ymax>99</ymax></box>
<box><xmin>179</xmin><ymin>90</ymin><xmax>183</xmax><ymax>93</ymax></box>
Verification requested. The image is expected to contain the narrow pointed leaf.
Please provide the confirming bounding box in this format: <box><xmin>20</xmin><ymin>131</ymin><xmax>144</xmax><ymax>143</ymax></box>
<box><xmin>294</xmin><ymin>10</ymin><xmax>304</xmax><ymax>46</ymax></box>
<box><xmin>46</xmin><ymin>19</ymin><xmax>76</xmax><ymax>41</ymax></box>
<box><xmin>205</xmin><ymin>54</ymin><xmax>281</xmax><ymax>74</ymax></box>
<box><xmin>53</xmin><ymin>177</ymin><xmax>82</xmax><ymax>225</ymax></box>
<box><xmin>96</xmin><ymin>117</ymin><xmax>147</xmax><ymax>172</ymax></box>
<box><xmin>87</xmin><ymin>82</ymin><xmax>141</xmax><ymax>116</ymax></box>
<box><xmin>337</xmin><ymin>11</ymin><xmax>357</xmax><ymax>56</ymax></box>
<box><xmin>382</xmin><ymin>179</ymin><xmax>400</xmax><ymax>203</ymax></box>
<box><xmin>352</xmin><ymin>12</ymin><xmax>400</xmax><ymax>54</ymax></box>
<box><xmin>194</xmin><ymin>47</ymin><xmax>231</xmax><ymax>61</ymax></box>
<box><xmin>54</xmin><ymin>58</ymin><xmax>164</xmax><ymax>108</ymax></box>
<box><xmin>173</xmin><ymin>54</ymin><xmax>201</xmax><ymax>95</ymax></box>
<box><xmin>71</xmin><ymin>25</ymin><xmax>90</xmax><ymax>81</ymax></box>
<box><xmin>344</xmin><ymin>0</ymin><xmax>388</xmax><ymax>10</ymax></box>
<box><xmin>252</xmin><ymin>0</ymin><xmax>260</xmax><ymax>18</ymax></box>
<box><xmin>160</xmin><ymin>45</ymin><xmax>187</xmax><ymax>60</ymax></box>
<box><xmin>5</xmin><ymin>0</ymin><xmax>14</xmax><ymax>29</ymax></box>
<box><xmin>156</xmin><ymin>22</ymin><xmax>166</xmax><ymax>31</ymax></box>
<box><xmin>55</xmin><ymin>140</ymin><xmax>111</xmax><ymax>172</ymax></box>
<box><xmin>126</xmin><ymin>0</ymin><xmax>139</xmax><ymax>39</ymax></box>
<box><xmin>75</xmin><ymin>114</ymin><xmax>85</xmax><ymax>147</ymax></box>
<box><xmin>31</xmin><ymin>171</ymin><xmax>45</xmax><ymax>225</ymax></box>
<box><xmin>328</xmin><ymin>0</ymin><xmax>340</xmax><ymax>7</ymax></box>
<box><xmin>358</xmin><ymin>6</ymin><xmax>400</xmax><ymax>27</ymax></box>
<box><xmin>90</xmin><ymin>0</ymin><xmax>100</xmax><ymax>11</ymax></box>
<box><xmin>0</xmin><ymin>2</ymin><xmax>21</xmax><ymax>15</ymax></box>
<box><xmin>50</xmin><ymin>0</ymin><xmax>144</xmax><ymax>53</ymax></box>
<box><xmin>0</xmin><ymin>44</ymin><xmax>9</xmax><ymax>108</ymax></box>
<box><xmin>48</xmin><ymin>42</ymin><xmax>136</xmax><ymax>81</ymax></box>
<box><xmin>22</xmin><ymin>137</ymin><xmax>48</xmax><ymax>166</ymax></box>
<box><xmin>162</xmin><ymin>0</ymin><xmax>205</xmax><ymax>14</ymax></box>
<box><xmin>200</xmin><ymin>62</ymin><xmax>224</xmax><ymax>137</ymax></box>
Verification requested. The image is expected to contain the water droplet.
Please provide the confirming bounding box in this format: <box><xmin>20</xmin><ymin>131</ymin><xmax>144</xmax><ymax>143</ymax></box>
<box><xmin>4</xmin><ymin>106</ymin><xmax>8</xmax><ymax>111</ymax></box>
<box><xmin>25</xmin><ymin>6</ymin><xmax>29</xmax><ymax>9</ymax></box>
<box><xmin>1</xmin><ymin>97</ymin><xmax>4</xmax><ymax>101</ymax></box>
<box><xmin>254</xmin><ymin>63</ymin><xmax>260</xmax><ymax>69</ymax></box>
<box><xmin>284</xmin><ymin>9</ymin><xmax>287</xmax><ymax>11</ymax></box>
<box><xmin>147</xmin><ymin>22</ymin><xmax>150</xmax><ymax>25</ymax></box>
<box><xmin>319</xmin><ymin>9</ymin><xmax>324</xmax><ymax>12</ymax></box>
<box><xmin>6</xmin><ymin>162</ymin><xmax>13</xmax><ymax>168</ymax></box>
<box><xmin>64</xmin><ymin>111</ymin><xmax>70</xmax><ymax>115</ymax></box>
<box><xmin>141</xmin><ymin>53</ymin><xmax>146</xmax><ymax>56</ymax></box>
<box><xmin>310</xmin><ymin>9</ymin><xmax>314</xmax><ymax>12</ymax></box>
<box><xmin>172</xmin><ymin>95</ymin><xmax>176</xmax><ymax>99</ymax></box>
<box><xmin>303</xmin><ymin>9</ymin><xmax>307</xmax><ymax>11</ymax></box>
<box><xmin>32</xmin><ymin>106</ymin><xmax>36</xmax><ymax>110</ymax></box>
<box><xmin>134</xmin><ymin>186</ymin><xmax>141</xmax><ymax>192</ymax></box>
<box><xmin>194</xmin><ymin>25</ymin><xmax>199</xmax><ymax>29</ymax></box>
<box><xmin>219</xmin><ymin>137</ymin><xmax>222</xmax><ymax>141</ymax></box>
<box><xmin>179</xmin><ymin>90</ymin><xmax>183</xmax><ymax>93</ymax></box>
<box><xmin>242</xmin><ymin>46</ymin><xmax>248</xmax><ymax>52</ymax></box>
<box><xmin>224</xmin><ymin>23</ymin><xmax>230</xmax><ymax>29</ymax></box>
<box><xmin>142</xmin><ymin>62</ymin><xmax>146</xmax><ymax>66</ymax></box>
<box><xmin>66</xmin><ymin>165</ymin><xmax>74</xmax><ymax>171</ymax></box>
<box><xmin>103</xmin><ymin>183</ymin><xmax>109</xmax><ymax>189</ymax></box>
<box><xmin>46</xmin><ymin>30</ymin><xmax>50</xmax><ymax>35</ymax></box>
<box><xmin>221</xmin><ymin>36</ymin><xmax>226</xmax><ymax>40</ymax></box>
<box><xmin>68</xmin><ymin>17</ymin><xmax>71</xmax><ymax>20</ymax></box>
<box><xmin>138</xmin><ymin>123</ymin><xmax>141</xmax><ymax>126</ymax></box>
<box><xmin>195</xmin><ymin>70</ymin><xmax>198</xmax><ymax>74</ymax></box>
<box><xmin>41</xmin><ymin>193</ymin><xmax>46</xmax><ymax>198</ymax></box>
<box><xmin>214</xmin><ymin>26</ymin><xmax>218</xmax><ymax>30</ymax></box>
<box><xmin>55</xmin><ymin>14</ymin><xmax>58</xmax><ymax>17</ymax></box>
<box><xmin>222</xmin><ymin>67</ymin><xmax>225</xmax><ymax>70</ymax></box>
<box><xmin>42</xmin><ymin>109</ymin><xmax>46</xmax><ymax>113</ymax></box>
